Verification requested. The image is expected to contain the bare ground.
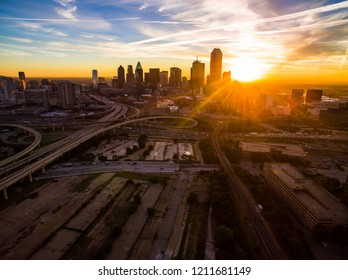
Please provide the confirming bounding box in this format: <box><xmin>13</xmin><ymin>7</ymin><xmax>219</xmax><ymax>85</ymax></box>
<box><xmin>0</xmin><ymin>170</ymin><xmax>211</xmax><ymax>260</ymax></box>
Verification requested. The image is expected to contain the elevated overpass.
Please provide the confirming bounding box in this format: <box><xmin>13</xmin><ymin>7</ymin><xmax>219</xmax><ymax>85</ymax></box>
<box><xmin>0</xmin><ymin>115</ymin><xmax>197</xmax><ymax>199</ymax></box>
<box><xmin>0</xmin><ymin>124</ymin><xmax>41</xmax><ymax>168</ymax></box>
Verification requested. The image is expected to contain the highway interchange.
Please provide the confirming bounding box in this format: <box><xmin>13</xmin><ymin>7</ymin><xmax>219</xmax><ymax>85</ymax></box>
<box><xmin>0</xmin><ymin>101</ymin><xmax>198</xmax><ymax>199</ymax></box>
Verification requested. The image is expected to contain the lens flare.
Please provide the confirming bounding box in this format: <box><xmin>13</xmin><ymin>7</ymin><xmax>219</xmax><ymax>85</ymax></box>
<box><xmin>231</xmin><ymin>57</ymin><xmax>268</xmax><ymax>82</ymax></box>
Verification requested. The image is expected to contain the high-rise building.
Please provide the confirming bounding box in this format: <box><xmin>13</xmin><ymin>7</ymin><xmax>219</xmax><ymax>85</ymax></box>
<box><xmin>135</xmin><ymin>62</ymin><xmax>143</xmax><ymax>84</ymax></box>
<box><xmin>209</xmin><ymin>48</ymin><xmax>223</xmax><ymax>83</ymax></box>
<box><xmin>0</xmin><ymin>76</ymin><xmax>16</xmax><ymax>103</ymax></box>
<box><xmin>57</xmin><ymin>80</ymin><xmax>76</xmax><ymax>108</ymax></box>
<box><xmin>305</xmin><ymin>89</ymin><xmax>323</xmax><ymax>104</ymax></box>
<box><xmin>144</xmin><ymin>73</ymin><xmax>150</xmax><ymax>86</ymax></box>
<box><xmin>159</xmin><ymin>71</ymin><xmax>168</xmax><ymax>87</ymax></box>
<box><xmin>126</xmin><ymin>65</ymin><xmax>135</xmax><ymax>89</ymax></box>
<box><xmin>24</xmin><ymin>89</ymin><xmax>50</xmax><ymax>108</ymax></box>
<box><xmin>222</xmin><ymin>71</ymin><xmax>231</xmax><ymax>82</ymax></box>
<box><xmin>190</xmin><ymin>59</ymin><xmax>205</xmax><ymax>94</ymax></box>
<box><xmin>291</xmin><ymin>89</ymin><xmax>304</xmax><ymax>108</ymax></box>
<box><xmin>92</xmin><ymin>69</ymin><xmax>98</xmax><ymax>89</ymax></box>
<box><xmin>169</xmin><ymin>67</ymin><xmax>182</xmax><ymax>88</ymax></box>
<box><xmin>149</xmin><ymin>68</ymin><xmax>160</xmax><ymax>89</ymax></box>
<box><xmin>117</xmin><ymin>66</ymin><xmax>125</xmax><ymax>89</ymax></box>
<box><xmin>29</xmin><ymin>80</ymin><xmax>40</xmax><ymax>89</ymax></box>
<box><xmin>181</xmin><ymin>76</ymin><xmax>188</xmax><ymax>89</ymax></box>
<box><xmin>112</xmin><ymin>76</ymin><xmax>118</xmax><ymax>89</ymax></box>
<box><xmin>18</xmin><ymin>71</ymin><xmax>26</xmax><ymax>90</ymax></box>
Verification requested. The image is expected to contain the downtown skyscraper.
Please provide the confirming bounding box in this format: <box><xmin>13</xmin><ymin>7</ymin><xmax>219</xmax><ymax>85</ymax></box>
<box><xmin>92</xmin><ymin>69</ymin><xmax>98</xmax><ymax>89</ymax></box>
<box><xmin>190</xmin><ymin>59</ymin><xmax>205</xmax><ymax>94</ymax></box>
<box><xmin>209</xmin><ymin>48</ymin><xmax>223</xmax><ymax>83</ymax></box>
<box><xmin>18</xmin><ymin>71</ymin><xmax>26</xmax><ymax>90</ymax></box>
<box><xmin>135</xmin><ymin>62</ymin><xmax>143</xmax><ymax>84</ymax></box>
<box><xmin>169</xmin><ymin>67</ymin><xmax>182</xmax><ymax>88</ymax></box>
<box><xmin>117</xmin><ymin>66</ymin><xmax>125</xmax><ymax>89</ymax></box>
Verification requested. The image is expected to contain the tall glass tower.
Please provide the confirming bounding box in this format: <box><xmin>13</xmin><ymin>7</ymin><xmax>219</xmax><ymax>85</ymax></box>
<box><xmin>135</xmin><ymin>62</ymin><xmax>143</xmax><ymax>84</ymax></box>
<box><xmin>117</xmin><ymin>66</ymin><xmax>125</xmax><ymax>88</ymax></box>
<box><xmin>18</xmin><ymin>71</ymin><xmax>26</xmax><ymax>90</ymax></box>
<box><xmin>92</xmin><ymin>69</ymin><xmax>98</xmax><ymax>89</ymax></box>
<box><xmin>209</xmin><ymin>48</ymin><xmax>223</xmax><ymax>83</ymax></box>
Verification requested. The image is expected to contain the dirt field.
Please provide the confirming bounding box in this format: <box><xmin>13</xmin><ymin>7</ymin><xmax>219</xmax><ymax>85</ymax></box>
<box><xmin>0</xmin><ymin>170</ymin><xmax>211</xmax><ymax>260</ymax></box>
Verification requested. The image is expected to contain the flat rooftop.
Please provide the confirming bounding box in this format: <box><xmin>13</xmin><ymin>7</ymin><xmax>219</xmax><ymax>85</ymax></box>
<box><xmin>264</xmin><ymin>163</ymin><xmax>348</xmax><ymax>222</ymax></box>
<box><xmin>242</xmin><ymin>142</ymin><xmax>307</xmax><ymax>157</ymax></box>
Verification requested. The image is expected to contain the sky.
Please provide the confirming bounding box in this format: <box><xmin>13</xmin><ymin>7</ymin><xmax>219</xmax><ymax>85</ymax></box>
<box><xmin>1</xmin><ymin>0</ymin><xmax>348</xmax><ymax>83</ymax></box>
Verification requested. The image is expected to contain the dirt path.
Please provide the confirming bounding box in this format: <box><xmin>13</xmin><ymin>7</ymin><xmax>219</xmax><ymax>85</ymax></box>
<box><xmin>106</xmin><ymin>182</ymin><xmax>163</xmax><ymax>259</ymax></box>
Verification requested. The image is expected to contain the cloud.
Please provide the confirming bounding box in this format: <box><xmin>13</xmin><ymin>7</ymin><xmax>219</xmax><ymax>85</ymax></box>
<box><xmin>55</xmin><ymin>6</ymin><xmax>77</xmax><ymax>20</ymax></box>
<box><xmin>54</xmin><ymin>0</ymin><xmax>75</xmax><ymax>7</ymax></box>
<box><xmin>80</xmin><ymin>34</ymin><xmax>118</xmax><ymax>41</ymax></box>
<box><xmin>39</xmin><ymin>50</ymin><xmax>70</xmax><ymax>57</ymax></box>
<box><xmin>0</xmin><ymin>48</ymin><xmax>31</xmax><ymax>56</ymax></box>
<box><xmin>19</xmin><ymin>22</ymin><xmax>69</xmax><ymax>37</ymax></box>
<box><xmin>339</xmin><ymin>47</ymin><xmax>348</xmax><ymax>69</ymax></box>
<box><xmin>53</xmin><ymin>0</ymin><xmax>77</xmax><ymax>20</ymax></box>
<box><xmin>139</xmin><ymin>3</ymin><xmax>148</xmax><ymax>11</ymax></box>
<box><xmin>8</xmin><ymin>37</ymin><xmax>33</xmax><ymax>43</ymax></box>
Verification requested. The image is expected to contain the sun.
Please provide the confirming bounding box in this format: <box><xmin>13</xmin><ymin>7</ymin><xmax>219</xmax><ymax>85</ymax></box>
<box><xmin>231</xmin><ymin>57</ymin><xmax>268</xmax><ymax>82</ymax></box>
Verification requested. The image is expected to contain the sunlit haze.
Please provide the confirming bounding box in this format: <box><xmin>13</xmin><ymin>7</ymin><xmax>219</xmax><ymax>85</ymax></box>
<box><xmin>1</xmin><ymin>0</ymin><xmax>348</xmax><ymax>83</ymax></box>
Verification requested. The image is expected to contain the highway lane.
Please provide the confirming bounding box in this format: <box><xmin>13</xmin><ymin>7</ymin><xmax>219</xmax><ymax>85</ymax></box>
<box><xmin>33</xmin><ymin>162</ymin><xmax>220</xmax><ymax>179</ymax></box>
<box><xmin>34</xmin><ymin>161</ymin><xmax>180</xmax><ymax>178</ymax></box>
<box><xmin>212</xmin><ymin>125</ymin><xmax>284</xmax><ymax>260</ymax></box>
<box><xmin>0</xmin><ymin>115</ymin><xmax>197</xmax><ymax>198</ymax></box>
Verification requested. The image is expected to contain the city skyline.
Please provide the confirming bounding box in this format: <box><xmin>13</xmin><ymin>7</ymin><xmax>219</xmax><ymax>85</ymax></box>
<box><xmin>1</xmin><ymin>0</ymin><xmax>348</xmax><ymax>83</ymax></box>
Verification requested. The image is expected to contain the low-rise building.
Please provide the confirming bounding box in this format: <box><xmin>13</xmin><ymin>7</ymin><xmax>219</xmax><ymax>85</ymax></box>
<box><xmin>263</xmin><ymin>162</ymin><xmax>348</xmax><ymax>232</ymax></box>
<box><xmin>241</xmin><ymin>142</ymin><xmax>306</xmax><ymax>159</ymax></box>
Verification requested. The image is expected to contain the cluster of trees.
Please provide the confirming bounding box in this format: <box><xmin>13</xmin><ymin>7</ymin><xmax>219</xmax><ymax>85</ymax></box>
<box><xmin>222</xmin><ymin>119</ymin><xmax>265</xmax><ymax>133</ymax></box>
<box><xmin>219</xmin><ymin>140</ymin><xmax>241</xmax><ymax>163</ymax></box>
<box><xmin>313</xmin><ymin>174</ymin><xmax>342</xmax><ymax>199</ymax></box>
<box><xmin>62</xmin><ymin>133</ymin><xmax>110</xmax><ymax>161</ymax></box>
<box><xmin>209</xmin><ymin>171</ymin><xmax>254</xmax><ymax>259</ymax></box>
<box><xmin>233</xmin><ymin>166</ymin><xmax>314</xmax><ymax>259</ymax></box>
<box><xmin>199</xmin><ymin>139</ymin><xmax>218</xmax><ymax>164</ymax></box>
<box><xmin>268</xmin><ymin>117</ymin><xmax>302</xmax><ymax>133</ymax></box>
<box><xmin>142</xmin><ymin>144</ymin><xmax>153</xmax><ymax>158</ymax></box>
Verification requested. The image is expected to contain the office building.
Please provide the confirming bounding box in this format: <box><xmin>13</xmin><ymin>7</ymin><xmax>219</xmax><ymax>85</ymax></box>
<box><xmin>291</xmin><ymin>89</ymin><xmax>304</xmax><ymax>108</ymax></box>
<box><xmin>135</xmin><ymin>62</ymin><xmax>143</xmax><ymax>84</ymax></box>
<box><xmin>29</xmin><ymin>80</ymin><xmax>40</xmax><ymax>89</ymax></box>
<box><xmin>18</xmin><ymin>71</ymin><xmax>26</xmax><ymax>90</ymax></box>
<box><xmin>181</xmin><ymin>76</ymin><xmax>188</xmax><ymax>89</ymax></box>
<box><xmin>144</xmin><ymin>72</ymin><xmax>150</xmax><ymax>87</ymax></box>
<box><xmin>24</xmin><ymin>89</ymin><xmax>50</xmax><ymax>108</ymax></box>
<box><xmin>169</xmin><ymin>67</ymin><xmax>182</xmax><ymax>88</ymax></box>
<box><xmin>117</xmin><ymin>66</ymin><xmax>125</xmax><ymax>89</ymax></box>
<box><xmin>149</xmin><ymin>68</ymin><xmax>160</xmax><ymax>89</ymax></box>
<box><xmin>159</xmin><ymin>71</ymin><xmax>169</xmax><ymax>87</ymax></box>
<box><xmin>263</xmin><ymin>162</ymin><xmax>348</xmax><ymax>232</ymax></box>
<box><xmin>222</xmin><ymin>71</ymin><xmax>231</xmax><ymax>81</ymax></box>
<box><xmin>57</xmin><ymin>80</ymin><xmax>76</xmax><ymax>108</ymax></box>
<box><xmin>92</xmin><ymin>69</ymin><xmax>98</xmax><ymax>89</ymax></box>
<box><xmin>305</xmin><ymin>89</ymin><xmax>323</xmax><ymax>104</ymax></box>
<box><xmin>111</xmin><ymin>77</ymin><xmax>118</xmax><ymax>88</ymax></box>
<box><xmin>209</xmin><ymin>48</ymin><xmax>223</xmax><ymax>83</ymax></box>
<box><xmin>190</xmin><ymin>59</ymin><xmax>205</xmax><ymax>94</ymax></box>
<box><xmin>0</xmin><ymin>76</ymin><xmax>16</xmax><ymax>103</ymax></box>
<box><xmin>126</xmin><ymin>65</ymin><xmax>135</xmax><ymax>89</ymax></box>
